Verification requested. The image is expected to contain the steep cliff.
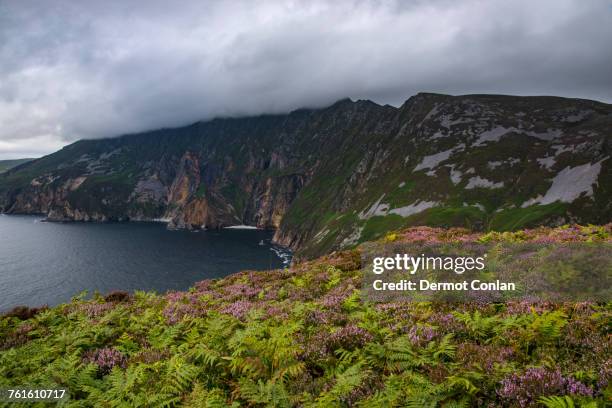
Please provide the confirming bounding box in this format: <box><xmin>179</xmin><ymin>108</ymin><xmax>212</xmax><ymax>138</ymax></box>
<box><xmin>1</xmin><ymin>93</ymin><xmax>611</xmax><ymax>258</ymax></box>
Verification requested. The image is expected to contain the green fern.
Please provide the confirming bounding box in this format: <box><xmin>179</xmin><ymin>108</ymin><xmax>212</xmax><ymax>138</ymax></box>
<box><xmin>424</xmin><ymin>334</ymin><xmax>456</xmax><ymax>362</ymax></box>
<box><xmin>529</xmin><ymin>310</ymin><xmax>568</xmax><ymax>344</ymax></box>
<box><xmin>539</xmin><ymin>395</ymin><xmax>576</xmax><ymax>408</ymax></box>
<box><xmin>453</xmin><ymin>310</ymin><xmax>501</xmax><ymax>341</ymax></box>
<box><xmin>161</xmin><ymin>356</ymin><xmax>200</xmax><ymax>396</ymax></box>
<box><xmin>445</xmin><ymin>371</ymin><xmax>483</xmax><ymax>395</ymax></box>
<box><xmin>237</xmin><ymin>378</ymin><xmax>291</xmax><ymax>407</ymax></box>
<box><xmin>539</xmin><ymin>395</ymin><xmax>599</xmax><ymax>408</ymax></box>
<box><xmin>342</xmin><ymin>290</ymin><xmax>361</xmax><ymax>312</ymax></box>
<box><xmin>313</xmin><ymin>362</ymin><xmax>366</xmax><ymax>407</ymax></box>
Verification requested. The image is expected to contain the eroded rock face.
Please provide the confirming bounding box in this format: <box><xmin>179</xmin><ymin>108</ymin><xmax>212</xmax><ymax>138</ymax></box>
<box><xmin>1</xmin><ymin>93</ymin><xmax>610</xmax><ymax>258</ymax></box>
<box><xmin>165</xmin><ymin>152</ymin><xmax>204</xmax><ymax>229</ymax></box>
<box><xmin>158</xmin><ymin>151</ymin><xmax>308</xmax><ymax>230</ymax></box>
<box><xmin>246</xmin><ymin>175</ymin><xmax>306</xmax><ymax>229</ymax></box>
<box><xmin>6</xmin><ymin>175</ymin><xmax>90</xmax><ymax>218</ymax></box>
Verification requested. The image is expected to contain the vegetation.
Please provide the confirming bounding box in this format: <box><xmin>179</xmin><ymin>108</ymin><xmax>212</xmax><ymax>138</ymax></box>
<box><xmin>0</xmin><ymin>159</ymin><xmax>34</xmax><ymax>174</ymax></box>
<box><xmin>0</xmin><ymin>225</ymin><xmax>610</xmax><ymax>407</ymax></box>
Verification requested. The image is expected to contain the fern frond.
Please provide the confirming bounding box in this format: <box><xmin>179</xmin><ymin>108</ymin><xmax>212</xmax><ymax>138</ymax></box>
<box><xmin>538</xmin><ymin>395</ymin><xmax>576</xmax><ymax>408</ymax></box>
<box><xmin>314</xmin><ymin>362</ymin><xmax>366</xmax><ymax>406</ymax></box>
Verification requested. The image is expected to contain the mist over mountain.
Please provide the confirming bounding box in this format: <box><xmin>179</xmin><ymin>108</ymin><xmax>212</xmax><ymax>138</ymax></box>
<box><xmin>2</xmin><ymin>0</ymin><xmax>612</xmax><ymax>159</ymax></box>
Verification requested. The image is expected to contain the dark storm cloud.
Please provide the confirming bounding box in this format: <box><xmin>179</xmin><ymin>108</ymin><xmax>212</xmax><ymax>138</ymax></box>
<box><xmin>1</xmin><ymin>0</ymin><xmax>611</xmax><ymax>158</ymax></box>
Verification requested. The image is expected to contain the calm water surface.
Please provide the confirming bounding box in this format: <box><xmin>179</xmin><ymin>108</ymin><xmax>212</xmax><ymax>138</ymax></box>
<box><xmin>0</xmin><ymin>215</ymin><xmax>290</xmax><ymax>311</ymax></box>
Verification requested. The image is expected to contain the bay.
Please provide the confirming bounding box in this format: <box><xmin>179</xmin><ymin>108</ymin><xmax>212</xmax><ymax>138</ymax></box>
<box><xmin>0</xmin><ymin>215</ymin><xmax>289</xmax><ymax>311</ymax></box>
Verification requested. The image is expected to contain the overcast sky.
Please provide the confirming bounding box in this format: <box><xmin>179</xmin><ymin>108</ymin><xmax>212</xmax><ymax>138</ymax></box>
<box><xmin>1</xmin><ymin>0</ymin><xmax>611</xmax><ymax>159</ymax></box>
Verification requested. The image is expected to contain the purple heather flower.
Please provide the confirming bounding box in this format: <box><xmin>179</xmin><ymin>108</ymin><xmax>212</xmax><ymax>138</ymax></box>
<box><xmin>597</xmin><ymin>359</ymin><xmax>611</xmax><ymax>392</ymax></box>
<box><xmin>498</xmin><ymin>368</ymin><xmax>592</xmax><ymax>407</ymax></box>
<box><xmin>223</xmin><ymin>283</ymin><xmax>261</xmax><ymax>300</ymax></box>
<box><xmin>320</xmin><ymin>285</ymin><xmax>354</xmax><ymax>309</ymax></box>
<box><xmin>221</xmin><ymin>300</ymin><xmax>257</xmax><ymax>320</ymax></box>
<box><xmin>327</xmin><ymin>325</ymin><xmax>373</xmax><ymax>351</ymax></box>
<box><xmin>162</xmin><ymin>290</ymin><xmax>208</xmax><ymax>324</ymax></box>
<box><xmin>78</xmin><ymin>302</ymin><xmax>115</xmax><ymax>318</ymax></box>
<box><xmin>407</xmin><ymin>325</ymin><xmax>437</xmax><ymax>346</ymax></box>
<box><xmin>83</xmin><ymin>347</ymin><xmax>127</xmax><ymax>374</ymax></box>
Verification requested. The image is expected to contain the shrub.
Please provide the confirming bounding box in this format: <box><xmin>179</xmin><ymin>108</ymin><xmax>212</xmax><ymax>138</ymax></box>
<box><xmin>0</xmin><ymin>225</ymin><xmax>609</xmax><ymax>406</ymax></box>
<box><xmin>498</xmin><ymin>368</ymin><xmax>593</xmax><ymax>407</ymax></box>
<box><xmin>2</xmin><ymin>305</ymin><xmax>48</xmax><ymax>320</ymax></box>
<box><xmin>83</xmin><ymin>347</ymin><xmax>127</xmax><ymax>375</ymax></box>
<box><xmin>104</xmin><ymin>290</ymin><xmax>131</xmax><ymax>303</ymax></box>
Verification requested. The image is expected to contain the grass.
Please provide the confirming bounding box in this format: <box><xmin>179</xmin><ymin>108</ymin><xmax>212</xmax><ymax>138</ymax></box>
<box><xmin>360</xmin><ymin>214</ymin><xmax>407</xmax><ymax>243</ymax></box>
<box><xmin>0</xmin><ymin>159</ymin><xmax>35</xmax><ymax>174</ymax></box>
<box><xmin>404</xmin><ymin>206</ymin><xmax>487</xmax><ymax>230</ymax></box>
<box><xmin>489</xmin><ymin>202</ymin><xmax>568</xmax><ymax>231</ymax></box>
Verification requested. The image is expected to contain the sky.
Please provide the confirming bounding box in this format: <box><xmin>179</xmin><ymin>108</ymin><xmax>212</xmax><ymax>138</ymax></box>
<box><xmin>1</xmin><ymin>0</ymin><xmax>611</xmax><ymax>159</ymax></box>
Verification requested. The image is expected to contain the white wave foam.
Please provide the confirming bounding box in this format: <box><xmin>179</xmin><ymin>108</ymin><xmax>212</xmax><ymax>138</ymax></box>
<box><xmin>270</xmin><ymin>245</ymin><xmax>293</xmax><ymax>267</ymax></box>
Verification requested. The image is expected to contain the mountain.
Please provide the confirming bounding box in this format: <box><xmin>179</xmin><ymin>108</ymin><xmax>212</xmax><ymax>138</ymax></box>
<box><xmin>0</xmin><ymin>158</ymin><xmax>34</xmax><ymax>174</ymax></box>
<box><xmin>1</xmin><ymin>93</ymin><xmax>610</xmax><ymax>258</ymax></box>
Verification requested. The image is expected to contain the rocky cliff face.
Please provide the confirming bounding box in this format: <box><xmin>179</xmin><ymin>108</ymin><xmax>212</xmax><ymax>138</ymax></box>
<box><xmin>1</xmin><ymin>93</ymin><xmax>611</xmax><ymax>258</ymax></box>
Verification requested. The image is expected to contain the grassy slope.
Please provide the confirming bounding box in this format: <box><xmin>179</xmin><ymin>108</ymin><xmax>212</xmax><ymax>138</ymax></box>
<box><xmin>282</xmin><ymin>95</ymin><xmax>612</xmax><ymax>258</ymax></box>
<box><xmin>1</xmin><ymin>225</ymin><xmax>610</xmax><ymax>407</ymax></box>
<box><xmin>0</xmin><ymin>158</ymin><xmax>35</xmax><ymax>173</ymax></box>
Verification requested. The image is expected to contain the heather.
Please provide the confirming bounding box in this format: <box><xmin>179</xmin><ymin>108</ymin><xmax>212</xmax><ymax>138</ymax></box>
<box><xmin>0</xmin><ymin>225</ymin><xmax>610</xmax><ymax>407</ymax></box>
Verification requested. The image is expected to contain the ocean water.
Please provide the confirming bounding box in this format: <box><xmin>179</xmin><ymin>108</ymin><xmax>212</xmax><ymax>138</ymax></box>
<box><xmin>0</xmin><ymin>215</ymin><xmax>290</xmax><ymax>311</ymax></box>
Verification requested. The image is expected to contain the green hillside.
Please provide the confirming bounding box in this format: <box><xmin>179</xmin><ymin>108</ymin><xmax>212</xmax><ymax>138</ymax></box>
<box><xmin>1</xmin><ymin>225</ymin><xmax>609</xmax><ymax>407</ymax></box>
<box><xmin>0</xmin><ymin>158</ymin><xmax>34</xmax><ymax>173</ymax></box>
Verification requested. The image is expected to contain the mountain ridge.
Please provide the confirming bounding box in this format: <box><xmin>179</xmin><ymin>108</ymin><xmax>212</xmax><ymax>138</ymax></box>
<box><xmin>1</xmin><ymin>92</ymin><xmax>610</xmax><ymax>258</ymax></box>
